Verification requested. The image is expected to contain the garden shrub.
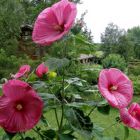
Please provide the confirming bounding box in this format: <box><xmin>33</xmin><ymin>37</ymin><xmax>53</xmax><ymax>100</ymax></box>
<box><xmin>129</xmin><ymin>75</ymin><xmax>140</xmax><ymax>95</ymax></box>
<box><xmin>0</xmin><ymin>49</ymin><xmax>39</xmax><ymax>78</ymax></box>
<box><xmin>128</xmin><ymin>60</ymin><xmax>140</xmax><ymax>76</ymax></box>
<box><xmin>102</xmin><ymin>54</ymin><xmax>126</xmax><ymax>71</ymax></box>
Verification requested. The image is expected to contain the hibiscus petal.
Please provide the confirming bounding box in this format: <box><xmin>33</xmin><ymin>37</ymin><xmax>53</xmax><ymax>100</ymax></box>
<box><xmin>120</xmin><ymin>107</ymin><xmax>140</xmax><ymax>130</ymax></box>
<box><xmin>0</xmin><ymin>96</ymin><xmax>14</xmax><ymax>124</ymax></box>
<box><xmin>98</xmin><ymin>68</ymin><xmax>133</xmax><ymax>109</ymax></box>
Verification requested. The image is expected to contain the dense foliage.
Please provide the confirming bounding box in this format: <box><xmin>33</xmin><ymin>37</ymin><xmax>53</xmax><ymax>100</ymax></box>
<box><xmin>102</xmin><ymin>54</ymin><xmax>126</xmax><ymax>71</ymax></box>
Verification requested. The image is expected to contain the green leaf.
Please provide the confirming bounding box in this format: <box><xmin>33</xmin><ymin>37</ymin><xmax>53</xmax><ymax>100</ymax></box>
<box><xmin>85</xmin><ymin>100</ymin><xmax>108</xmax><ymax>107</ymax></box>
<box><xmin>24</xmin><ymin>137</ymin><xmax>36</xmax><ymax>140</ymax></box>
<box><xmin>39</xmin><ymin>93</ymin><xmax>60</xmax><ymax>111</ymax></box>
<box><xmin>65</xmin><ymin>77</ymin><xmax>86</xmax><ymax>87</ymax></box>
<box><xmin>40</xmin><ymin>115</ymin><xmax>49</xmax><ymax>125</ymax></box>
<box><xmin>65</xmin><ymin>108</ymin><xmax>93</xmax><ymax>139</ymax></box>
<box><xmin>58</xmin><ymin>134</ymin><xmax>76</xmax><ymax>140</ymax></box>
<box><xmin>114</xmin><ymin>137</ymin><xmax>121</xmax><ymax>140</ymax></box>
<box><xmin>1</xmin><ymin>135</ymin><xmax>10</xmax><ymax>140</ymax></box>
<box><xmin>4</xmin><ymin>131</ymin><xmax>16</xmax><ymax>140</ymax></box>
<box><xmin>45</xmin><ymin>57</ymin><xmax>70</xmax><ymax>71</ymax></box>
<box><xmin>73</xmin><ymin>34</ymin><xmax>94</xmax><ymax>46</ymax></box>
<box><xmin>32</xmin><ymin>81</ymin><xmax>46</xmax><ymax>90</ymax></box>
<box><xmin>42</xmin><ymin>129</ymin><xmax>56</xmax><ymax>140</ymax></box>
<box><xmin>66</xmin><ymin>100</ymin><xmax>108</xmax><ymax>110</ymax></box>
<box><xmin>124</xmin><ymin>126</ymin><xmax>129</xmax><ymax>140</ymax></box>
<box><xmin>39</xmin><ymin>93</ymin><xmax>58</xmax><ymax>100</ymax></box>
<box><xmin>100</xmin><ymin>137</ymin><xmax>114</xmax><ymax>140</ymax></box>
<box><xmin>92</xmin><ymin>124</ymin><xmax>104</xmax><ymax>140</ymax></box>
<box><xmin>66</xmin><ymin>102</ymin><xmax>88</xmax><ymax>108</ymax></box>
<box><xmin>97</xmin><ymin>105</ymin><xmax>110</xmax><ymax>115</ymax></box>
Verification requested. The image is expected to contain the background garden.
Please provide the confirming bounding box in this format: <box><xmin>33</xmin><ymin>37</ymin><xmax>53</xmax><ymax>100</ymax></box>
<box><xmin>0</xmin><ymin>0</ymin><xmax>140</xmax><ymax>140</ymax></box>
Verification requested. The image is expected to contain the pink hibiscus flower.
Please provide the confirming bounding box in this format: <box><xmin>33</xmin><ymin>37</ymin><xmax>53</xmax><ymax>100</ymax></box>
<box><xmin>0</xmin><ymin>80</ymin><xmax>43</xmax><ymax>133</ymax></box>
<box><xmin>13</xmin><ymin>65</ymin><xmax>30</xmax><ymax>79</ymax></box>
<box><xmin>98</xmin><ymin>68</ymin><xmax>133</xmax><ymax>109</ymax></box>
<box><xmin>32</xmin><ymin>0</ymin><xmax>77</xmax><ymax>46</ymax></box>
<box><xmin>120</xmin><ymin>103</ymin><xmax>140</xmax><ymax>130</ymax></box>
<box><xmin>36</xmin><ymin>63</ymin><xmax>49</xmax><ymax>78</ymax></box>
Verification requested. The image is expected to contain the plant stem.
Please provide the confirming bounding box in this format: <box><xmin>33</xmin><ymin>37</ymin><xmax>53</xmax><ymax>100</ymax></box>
<box><xmin>32</xmin><ymin>128</ymin><xmax>44</xmax><ymax>140</ymax></box>
<box><xmin>87</xmin><ymin>106</ymin><xmax>96</xmax><ymax>116</ymax></box>
<box><xmin>59</xmin><ymin>39</ymin><xmax>67</xmax><ymax>132</ymax></box>
<box><xmin>59</xmin><ymin>104</ymin><xmax>64</xmax><ymax>132</ymax></box>
<box><xmin>25</xmin><ymin>70</ymin><xmax>35</xmax><ymax>82</ymax></box>
<box><xmin>54</xmin><ymin>108</ymin><xmax>60</xmax><ymax>129</ymax></box>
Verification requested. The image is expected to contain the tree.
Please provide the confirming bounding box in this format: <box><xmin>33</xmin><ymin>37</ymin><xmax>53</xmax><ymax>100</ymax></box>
<box><xmin>101</xmin><ymin>23</ymin><xmax>125</xmax><ymax>55</ymax></box>
<box><xmin>127</xmin><ymin>26</ymin><xmax>140</xmax><ymax>59</ymax></box>
<box><xmin>21</xmin><ymin>0</ymin><xmax>82</xmax><ymax>24</ymax></box>
<box><xmin>0</xmin><ymin>0</ymin><xmax>25</xmax><ymax>55</ymax></box>
<box><xmin>117</xmin><ymin>35</ymin><xmax>135</xmax><ymax>61</ymax></box>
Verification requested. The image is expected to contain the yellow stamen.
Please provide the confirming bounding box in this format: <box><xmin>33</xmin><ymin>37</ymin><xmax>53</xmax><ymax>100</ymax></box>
<box><xmin>110</xmin><ymin>86</ymin><xmax>118</xmax><ymax>91</ymax></box>
<box><xmin>54</xmin><ymin>25</ymin><xmax>63</xmax><ymax>31</ymax></box>
<box><xmin>16</xmin><ymin>104</ymin><xmax>23</xmax><ymax>111</ymax></box>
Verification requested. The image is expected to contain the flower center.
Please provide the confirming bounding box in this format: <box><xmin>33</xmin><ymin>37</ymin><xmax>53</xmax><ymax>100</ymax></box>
<box><xmin>131</xmin><ymin>111</ymin><xmax>137</xmax><ymax>116</ymax></box>
<box><xmin>54</xmin><ymin>24</ymin><xmax>64</xmax><ymax>32</ymax></box>
<box><xmin>16</xmin><ymin>104</ymin><xmax>23</xmax><ymax>111</ymax></box>
<box><xmin>110</xmin><ymin>85</ymin><xmax>118</xmax><ymax>91</ymax></box>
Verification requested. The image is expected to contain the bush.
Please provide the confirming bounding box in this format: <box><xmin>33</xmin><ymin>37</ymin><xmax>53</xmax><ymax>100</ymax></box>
<box><xmin>0</xmin><ymin>49</ymin><xmax>39</xmax><ymax>78</ymax></box>
<box><xmin>102</xmin><ymin>54</ymin><xmax>126</xmax><ymax>71</ymax></box>
<box><xmin>128</xmin><ymin>60</ymin><xmax>140</xmax><ymax>76</ymax></box>
<box><xmin>129</xmin><ymin>75</ymin><xmax>140</xmax><ymax>95</ymax></box>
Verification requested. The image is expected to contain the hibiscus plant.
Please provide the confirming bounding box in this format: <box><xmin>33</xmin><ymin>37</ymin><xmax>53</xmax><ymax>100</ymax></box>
<box><xmin>0</xmin><ymin>0</ymin><xmax>139</xmax><ymax>140</ymax></box>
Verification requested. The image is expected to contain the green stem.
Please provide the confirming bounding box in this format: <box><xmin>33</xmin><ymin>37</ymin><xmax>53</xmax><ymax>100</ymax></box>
<box><xmin>87</xmin><ymin>106</ymin><xmax>96</xmax><ymax>116</ymax></box>
<box><xmin>32</xmin><ymin>128</ymin><xmax>45</xmax><ymax>140</ymax></box>
<box><xmin>25</xmin><ymin>70</ymin><xmax>35</xmax><ymax>82</ymax></box>
<box><xmin>59</xmin><ymin>40</ymin><xmax>67</xmax><ymax>132</ymax></box>
<box><xmin>59</xmin><ymin>105</ymin><xmax>64</xmax><ymax>132</ymax></box>
<box><xmin>54</xmin><ymin>108</ymin><xmax>60</xmax><ymax>129</ymax></box>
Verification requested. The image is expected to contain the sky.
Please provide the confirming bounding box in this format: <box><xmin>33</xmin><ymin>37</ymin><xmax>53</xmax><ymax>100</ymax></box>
<box><xmin>77</xmin><ymin>0</ymin><xmax>140</xmax><ymax>43</ymax></box>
